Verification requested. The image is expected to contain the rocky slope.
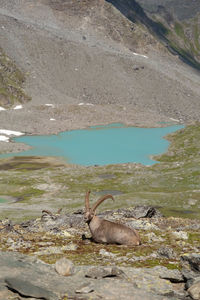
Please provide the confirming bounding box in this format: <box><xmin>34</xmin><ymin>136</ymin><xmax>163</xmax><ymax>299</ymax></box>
<box><xmin>0</xmin><ymin>208</ymin><xmax>200</xmax><ymax>299</ymax></box>
<box><xmin>108</xmin><ymin>0</ymin><xmax>200</xmax><ymax>69</ymax></box>
<box><xmin>0</xmin><ymin>0</ymin><xmax>200</xmax><ymax>125</ymax></box>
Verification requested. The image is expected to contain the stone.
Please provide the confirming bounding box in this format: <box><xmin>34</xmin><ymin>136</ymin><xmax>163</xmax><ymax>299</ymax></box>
<box><xmin>85</xmin><ymin>266</ymin><xmax>125</xmax><ymax>279</ymax></box>
<box><xmin>62</xmin><ymin>243</ymin><xmax>78</xmax><ymax>251</ymax></box>
<box><xmin>99</xmin><ymin>249</ymin><xmax>116</xmax><ymax>258</ymax></box>
<box><xmin>123</xmin><ymin>206</ymin><xmax>163</xmax><ymax>219</ymax></box>
<box><xmin>146</xmin><ymin>232</ymin><xmax>164</xmax><ymax>243</ymax></box>
<box><xmin>5</xmin><ymin>277</ymin><xmax>56</xmax><ymax>300</ymax></box>
<box><xmin>188</xmin><ymin>281</ymin><xmax>200</xmax><ymax>300</ymax></box>
<box><xmin>185</xmin><ymin>277</ymin><xmax>200</xmax><ymax>289</ymax></box>
<box><xmin>181</xmin><ymin>253</ymin><xmax>200</xmax><ymax>272</ymax></box>
<box><xmin>55</xmin><ymin>257</ymin><xmax>75</xmax><ymax>276</ymax></box>
<box><xmin>172</xmin><ymin>231</ymin><xmax>188</xmax><ymax>240</ymax></box>
<box><xmin>153</xmin><ymin>266</ymin><xmax>184</xmax><ymax>283</ymax></box>
<box><xmin>127</xmin><ymin>219</ymin><xmax>159</xmax><ymax>231</ymax></box>
<box><xmin>157</xmin><ymin>246</ymin><xmax>177</xmax><ymax>259</ymax></box>
<box><xmin>76</xmin><ymin>283</ymin><xmax>94</xmax><ymax>294</ymax></box>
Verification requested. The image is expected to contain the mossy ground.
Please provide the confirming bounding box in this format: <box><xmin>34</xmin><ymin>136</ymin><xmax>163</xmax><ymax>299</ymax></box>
<box><xmin>0</xmin><ymin>226</ymin><xmax>199</xmax><ymax>269</ymax></box>
<box><xmin>0</xmin><ymin>48</ymin><xmax>30</xmax><ymax>108</ymax></box>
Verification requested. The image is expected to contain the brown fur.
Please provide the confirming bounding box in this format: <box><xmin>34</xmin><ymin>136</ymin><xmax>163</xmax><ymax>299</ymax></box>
<box><xmin>84</xmin><ymin>191</ymin><xmax>141</xmax><ymax>246</ymax></box>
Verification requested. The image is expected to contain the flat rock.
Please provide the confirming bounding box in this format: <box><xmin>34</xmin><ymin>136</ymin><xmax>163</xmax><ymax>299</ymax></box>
<box><xmin>0</xmin><ymin>251</ymin><xmax>189</xmax><ymax>300</ymax></box>
<box><xmin>188</xmin><ymin>281</ymin><xmax>200</xmax><ymax>300</ymax></box>
<box><xmin>5</xmin><ymin>277</ymin><xmax>56</xmax><ymax>300</ymax></box>
<box><xmin>85</xmin><ymin>266</ymin><xmax>125</xmax><ymax>279</ymax></box>
<box><xmin>122</xmin><ymin>206</ymin><xmax>163</xmax><ymax>219</ymax></box>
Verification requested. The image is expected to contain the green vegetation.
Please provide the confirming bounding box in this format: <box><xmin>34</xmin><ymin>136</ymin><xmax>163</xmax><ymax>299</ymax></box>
<box><xmin>0</xmin><ymin>124</ymin><xmax>199</xmax><ymax>221</ymax></box>
<box><xmin>174</xmin><ymin>22</ymin><xmax>185</xmax><ymax>39</ymax></box>
<box><xmin>0</xmin><ymin>47</ymin><xmax>30</xmax><ymax>108</ymax></box>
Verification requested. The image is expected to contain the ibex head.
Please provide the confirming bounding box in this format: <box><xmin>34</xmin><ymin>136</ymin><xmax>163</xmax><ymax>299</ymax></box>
<box><xmin>84</xmin><ymin>190</ymin><xmax>114</xmax><ymax>223</ymax></box>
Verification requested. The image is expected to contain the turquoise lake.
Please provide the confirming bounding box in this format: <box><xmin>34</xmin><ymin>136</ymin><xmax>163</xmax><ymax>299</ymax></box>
<box><xmin>0</xmin><ymin>124</ymin><xmax>184</xmax><ymax>166</ymax></box>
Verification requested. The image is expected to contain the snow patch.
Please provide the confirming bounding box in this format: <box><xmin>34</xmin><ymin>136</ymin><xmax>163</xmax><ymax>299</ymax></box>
<box><xmin>0</xmin><ymin>130</ymin><xmax>24</xmax><ymax>136</ymax></box>
<box><xmin>45</xmin><ymin>104</ymin><xmax>55</xmax><ymax>108</ymax></box>
<box><xmin>0</xmin><ymin>130</ymin><xmax>24</xmax><ymax>143</ymax></box>
<box><xmin>170</xmin><ymin>118</ymin><xmax>180</xmax><ymax>122</ymax></box>
<box><xmin>78</xmin><ymin>103</ymin><xmax>94</xmax><ymax>106</ymax></box>
<box><xmin>0</xmin><ymin>107</ymin><xmax>6</xmax><ymax>111</ymax></box>
<box><xmin>0</xmin><ymin>135</ymin><xmax>9</xmax><ymax>142</ymax></box>
<box><xmin>133</xmin><ymin>52</ymin><xmax>148</xmax><ymax>59</ymax></box>
<box><xmin>13</xmin><ymin>105</ymin><xmax>23</xmax><ymax>110</ymax></box>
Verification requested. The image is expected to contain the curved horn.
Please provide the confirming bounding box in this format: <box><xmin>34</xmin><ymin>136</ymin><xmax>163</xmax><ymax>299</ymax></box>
<box><xmin>91</xmin><ymin>194</ymin><xmax>114</xmax><ymax>213</ymax></box>
<box><xmin>85</xmin><ymin>190</ymin><xmax>91</xmax><ymax>212</ymax></box>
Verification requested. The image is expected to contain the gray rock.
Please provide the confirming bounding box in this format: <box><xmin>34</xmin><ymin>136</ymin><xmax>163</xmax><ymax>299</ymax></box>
<box><xmin>99</xmin><ymin>249</ymin><xmax>116</xmax><ymax>258</ymax></box>
<box><xmin>153</xmin><ymin>266</ymin><xmax>184</xmax><ymax>283</ymax></box>
<box><xmin>146</xmin><ymin>232</ymin><xmax>164</xmax><ymax>243</ymax></box>
<box><xmin>157</xmin><ymin>246</ymin><xmax>177</xmax><ymax>259</ymax></box>
<box><xmin>122</xmin><ymin>206</ymin><xmax>163</xmax><ymax>219</ymax></box>
<box><xmin>172</xmin><ymin>231</ymin><xmax>188</xmax><ymax>240</ymax></box>
<box><xmin>185</xmin><ymin>277</ymin><xmax>200</xmax><ymax>289</ymax></box>
<box><xmin>127</xmin><ymin>219</ymin><xmax>159</xmax><ymax>231</ymax></box>
<box><xmin>76</xmin><ymin>282</ymin><xmax>94</xmax><ymax>294</ymax></box>
<box><xmin>55</xmin><ymin>257</ymin><xmax>75</xmax><ymax>276</ymax></box>
<box><xmin>181</xmin><ymin>253</ymin><xmax>200</xmax><ymax>273</ymax></box>
<box><xmin>5</xmin><ymin>277</ymin><xmax>56</xmax><ymax>300</ymax></box>
<box><xmin>188</xmin><ymin>281</ymin><xmax>200</xmax><ymax>300</ymax></box>
<box><xmin>85</xmin><ymin>266</ymin><xmax>125</xmax><ymax>279</ymax></box>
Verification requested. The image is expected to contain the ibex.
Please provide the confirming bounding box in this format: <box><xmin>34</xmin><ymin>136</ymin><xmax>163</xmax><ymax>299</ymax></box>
<box><xmin>84</xmin><ymin>191</ymin><xmax>141</xmax><ymax>245</ymax></box>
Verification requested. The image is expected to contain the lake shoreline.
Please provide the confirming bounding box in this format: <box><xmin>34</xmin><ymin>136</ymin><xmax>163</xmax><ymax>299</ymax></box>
<box><xmin>0</xmin><ymin>124</ymin><xmax>184</xmax><ymax>166</ymax></box>
<box><xmin>0</xmin><ymin>102</ymin><xmax>184</xmax><ymax>155</ymax></box>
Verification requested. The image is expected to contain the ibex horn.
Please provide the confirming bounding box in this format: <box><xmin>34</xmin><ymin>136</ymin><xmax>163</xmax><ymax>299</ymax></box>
<box><xmin>91</xmin><ymin>194</ymin><xmax>114</xmax><ymax>213</ymax></box>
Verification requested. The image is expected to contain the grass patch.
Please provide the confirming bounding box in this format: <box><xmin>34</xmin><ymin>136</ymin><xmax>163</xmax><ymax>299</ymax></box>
<box><xmin>0</xmin><ymin>47</ymin><xmax>31</xmax><ymax>108</ymax></box>
<box><xmin>0</xmin><ymin>124</ymin><xmax>199</xmax><ymax>220</ymax></box>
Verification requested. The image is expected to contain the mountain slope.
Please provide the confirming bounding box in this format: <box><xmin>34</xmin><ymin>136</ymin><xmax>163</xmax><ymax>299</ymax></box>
<box><xmin>0</xmin><ymin>0</ymin><xmax>200</xmax><ymax>124</ymax></box>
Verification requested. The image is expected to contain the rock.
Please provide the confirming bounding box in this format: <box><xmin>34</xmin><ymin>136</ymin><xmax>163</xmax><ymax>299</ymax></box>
<box><xmin>185</xmin><ymin>277</ymin><xmax>200</xmax><ymax>289</ymax></box>
<box><xmin>85</xmin><ymin>266</ymin><xmax>125</xmax><ymax>279</ymax></box>
<box><xmin>55</xmin><ymin>257</ymin><xmax>75</xmax><ymax>276</ymax></box>
<box><xmin>181</xmin><ymin>253</ymin><xmax>200</xmax><ymax>273</ymax></box>
<box><xmin>5</xmin><ymin>277</ymin><xmax>56</xmax><ymax>300</ymax></box>
<box><xmin>99</xmin><ymin>249</ymin><xmax>116</xmax><ymax>258</ymax></box>
<box><xmin>146</xmin><ymin>232</ymin><xmax>164</xmax><ymax>243</ymax></box>
<box><xmin>62</xmin><ymin>243</ymin><xmax>78</xmax><ymax>251</ymax></box>
<box><xmin>123</xmin><ymin>206</ymin><xmax>163</xmax><ymax>219</ymax></box>
<box><xmin>34</xmin><ymin>246</ymin><xmax>63</xmax><ymax>255</ymax></box>
<box><xmin>157</xmin><ymin>246</ymin><xmax>177</xmax><ymax>259</ymax></box>
<box><xmin>153</xmin><ymin>266</ymin><xmax>184</xmax><ymax>283</ymax></box>
<box><xmin>125</xmin><ymin>267</ymin><xmax>176</xmax><ymax>296</ymax></box>
<box><xmin>76</xmin><ymin>282</ymin><xmax>94</xmax><ymax>294</ymax></box>
<box><xmin>127</xmin><ymin>219</ymin><xmax>159</xmax><ymax>231</ymax></box>
<box><xmin>172</xmin><ymin>231</ymin><xmax>188</xmax><ymax>240</ymax></box>
<box><xmin>188</xmin><ymin>281</ymin><xmax>200</xmax><ymax>300</ymax></box>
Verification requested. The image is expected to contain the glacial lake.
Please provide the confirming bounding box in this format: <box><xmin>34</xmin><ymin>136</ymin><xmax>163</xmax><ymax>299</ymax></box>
<box><xmin>1</xmin><ymin>124</ymin><xmax>184</xmax><ymax>166</ymax></box>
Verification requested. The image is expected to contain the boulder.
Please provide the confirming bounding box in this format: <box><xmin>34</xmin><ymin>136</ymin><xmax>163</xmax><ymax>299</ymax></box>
<box><xmin>55</xmin><ymin>257</ymin><xmax>75</xmax><ymax>276</ymax></box>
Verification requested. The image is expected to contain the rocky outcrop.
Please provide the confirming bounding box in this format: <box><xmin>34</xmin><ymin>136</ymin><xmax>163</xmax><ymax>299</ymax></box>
<box><xmin>0</xmin><ymin>208</ymin><xmax>200</xmax><ymax>299</ymax></box>
<box><xmin>107</xmin><ymin>0</ymin><xmax>200</xmax><ymax>70</ymax></box>
<box><xmin>0</xmin><ymin>250</ymin><xmax>191</xmax><ymax>300</ymax></box>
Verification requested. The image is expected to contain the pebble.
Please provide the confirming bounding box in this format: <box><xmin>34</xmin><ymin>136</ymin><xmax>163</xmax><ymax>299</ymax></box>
<box><xmin>99</xmin><ymin>249</ymin><xmax>116</xmax><ymax>258</ymax></box>
<box><xmin>172</xmin><ymin>231</ymin><xmax>188</xmax><ymax>240</ymax></box>
<box><xmin>55</xmin><ymin>257</ymin><xmax>75</xmax><ymax>276</ymax></box>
